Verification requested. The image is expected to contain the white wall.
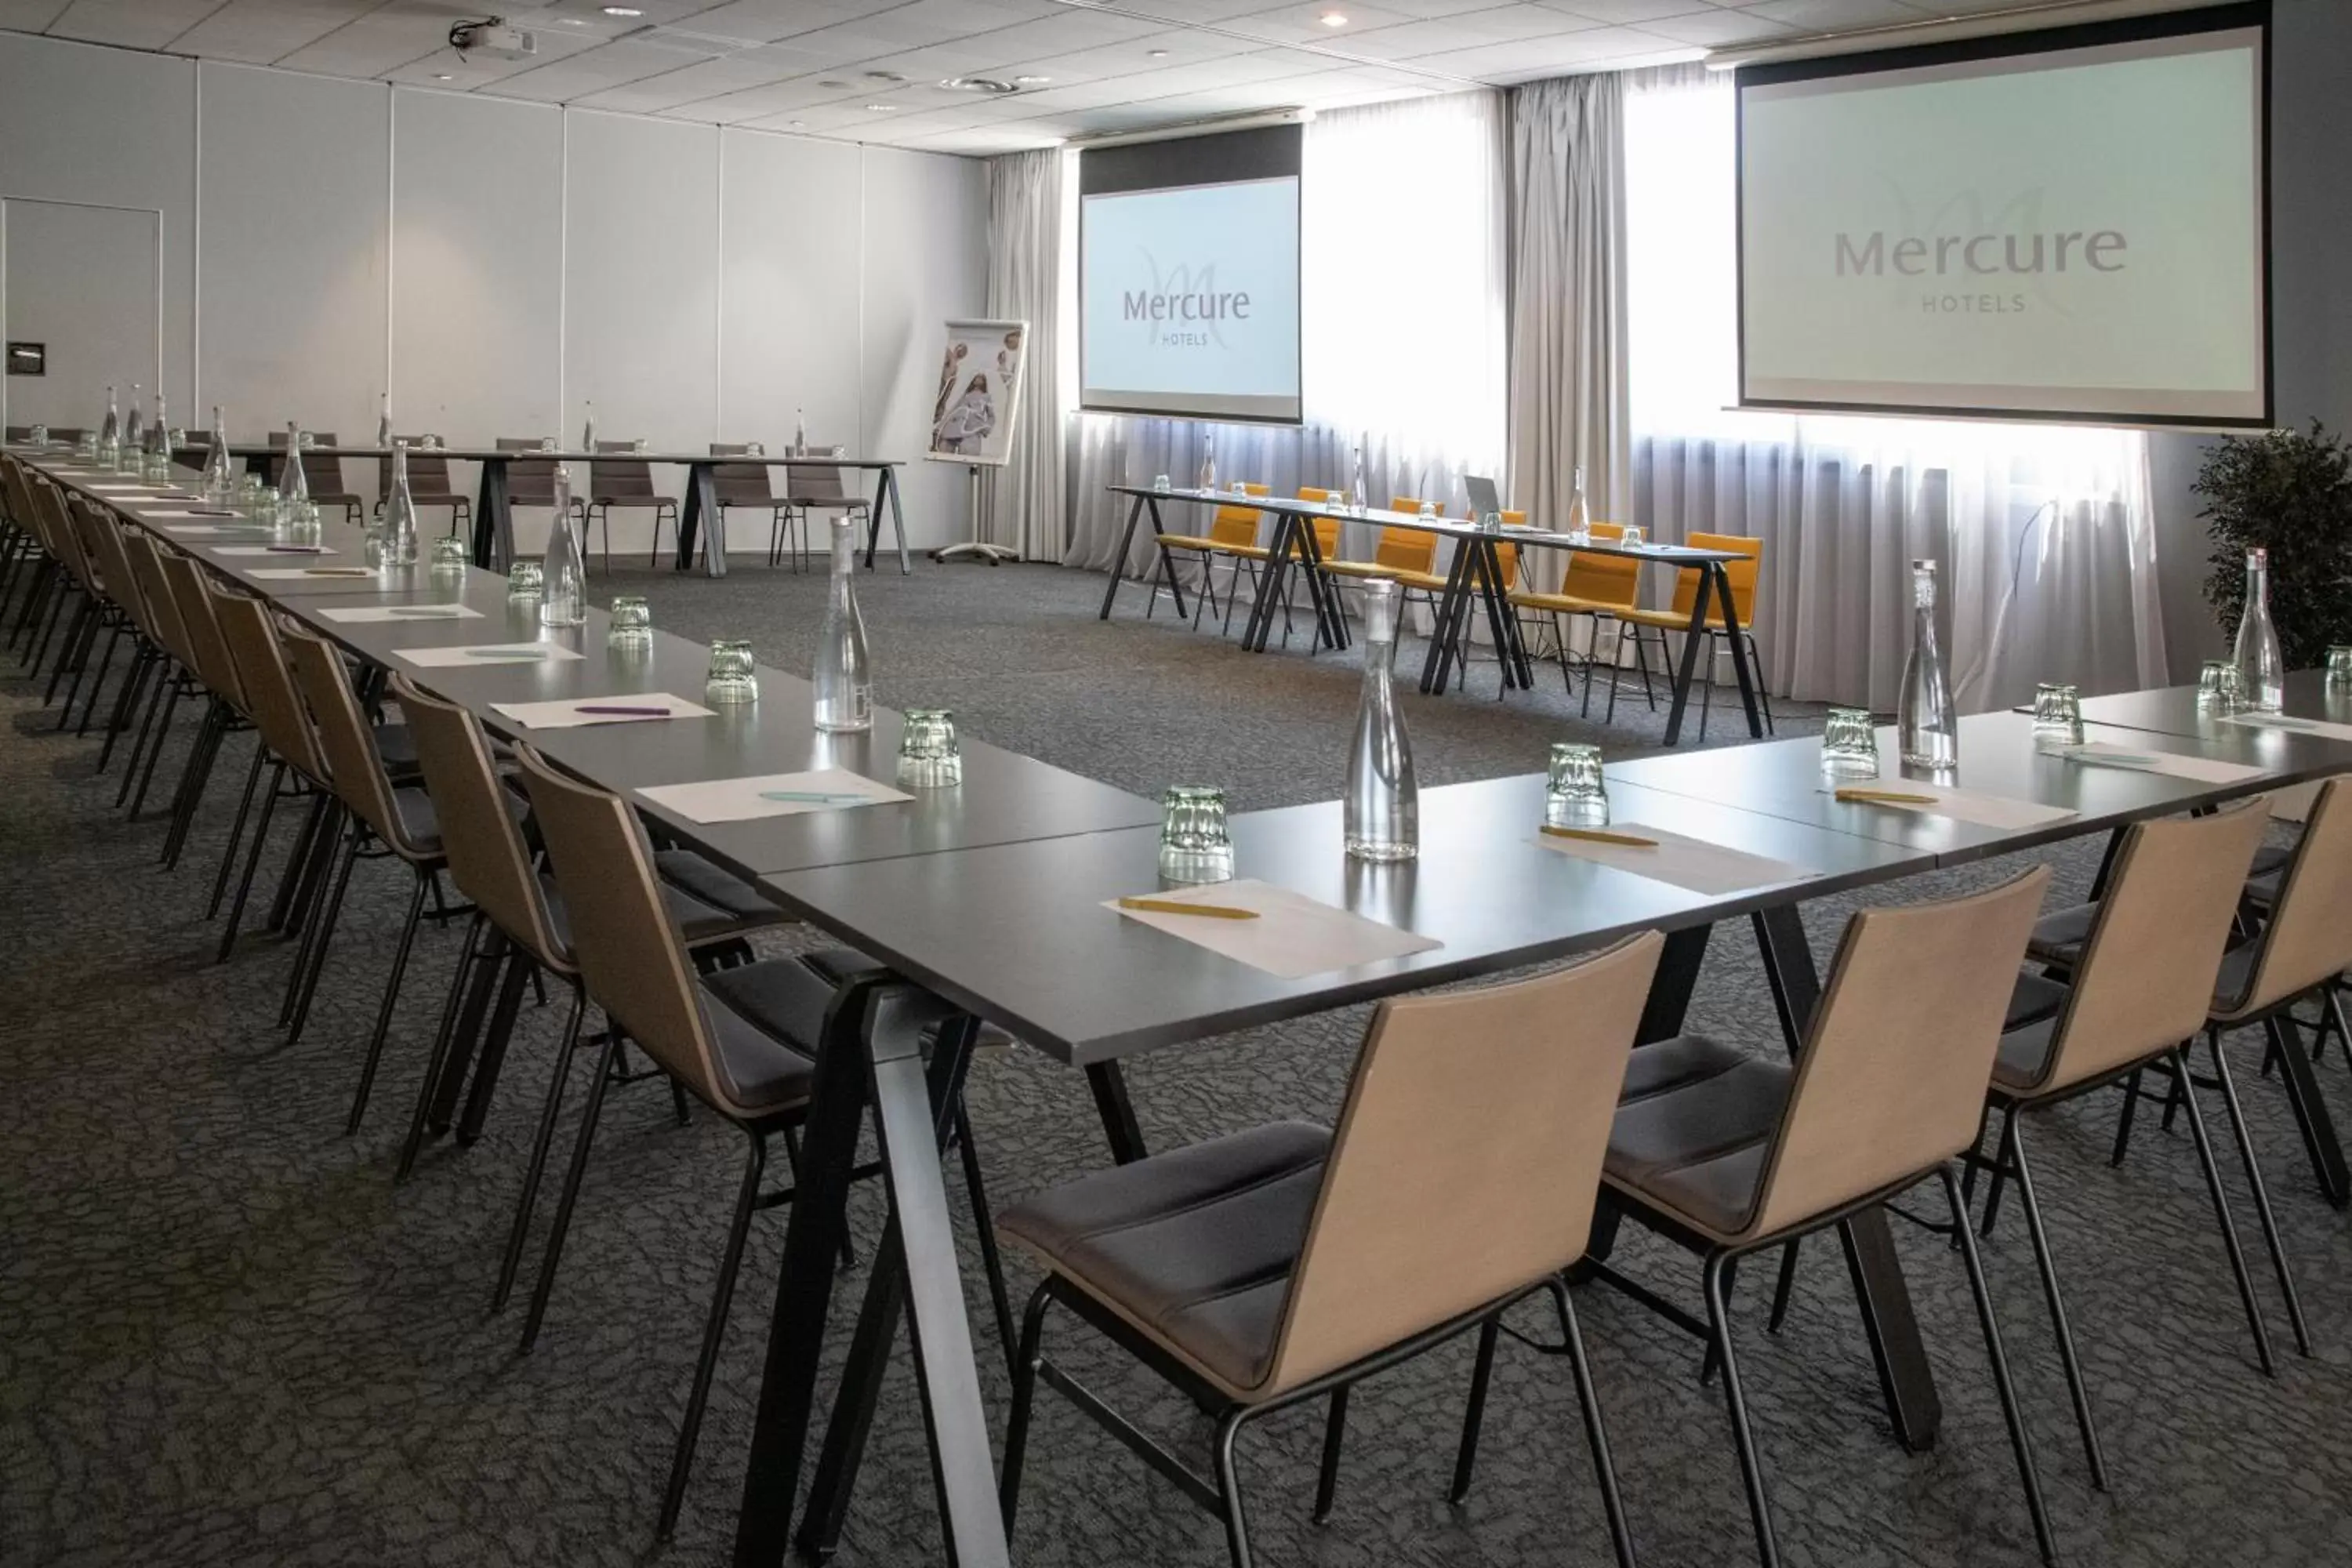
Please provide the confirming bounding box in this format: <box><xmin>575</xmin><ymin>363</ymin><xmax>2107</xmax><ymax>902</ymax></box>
<box><xmin>0</xmin><ymin>32</ymin><xmax>988</xmax><ymax>553</ymax></box>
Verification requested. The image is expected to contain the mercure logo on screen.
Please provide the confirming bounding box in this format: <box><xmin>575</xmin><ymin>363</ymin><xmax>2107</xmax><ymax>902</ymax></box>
<box><xmin>1121</xmin><ymin>254</ymin><xmax>1251</xmax><ymax>349</ymax></box>
<box><xmin>1834</xmin><ymin>228</ymin><xmax>2129</xmax><ymax>276</ymax></box>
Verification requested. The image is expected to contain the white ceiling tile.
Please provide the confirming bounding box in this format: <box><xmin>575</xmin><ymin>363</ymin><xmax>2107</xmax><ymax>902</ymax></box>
<box><xmin>1223</xmin><ymin>2</ymin><xmax>1422</xmax><ymax>45</ymax></box>
<box><xmin>1403</xmin><ymin>23</ymin><xmax>1668</xmax><ymax>72</ymax></box>
<box><xmin>166</xmin><ymin>0</ymin><xmax>386</xmax><ymax>64</ymax></box>
<box><xmin>0</xmin><ymin>0</ymin><xmax>70</xmax><ymax>29</ymax></box>
<box><xmin>1535</xmin><ymin>0</ymin><xmax>1722</xmax><ymax>23</ymax></box>
<box><xmin>1740</xmin><ymin>0</ymin><xmax>1925</xmax><ymax>29</ymax></box>
<box><xmin>43</xmin><ymin>0</ymin><xmax>224</xmax><ymax>50</ymax></box>
<box><xmin>1340</xmin><ymin>3</ymin><xmax>1599</xmax><ymax>60</ymax></box>
<box><xmin>1629</xmin><ymin>6</ymin><xmax>1791</xmax><ymax>45</ymax></box>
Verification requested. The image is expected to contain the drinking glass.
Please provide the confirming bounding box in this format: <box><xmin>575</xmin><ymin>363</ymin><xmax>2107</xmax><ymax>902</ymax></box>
<box><xmin>507</xmin><ymin>559</ymin><xmax>544</xmax><ymax>598</ymax></box>
<box><xmin>27</xmin><ymin>423</ymin><xmax>46</xmax><ymax>446</ymax></box>
<box><xmin>633</xmin><ymin>437</ymin><xmax>650</xmax><ymax>453</ymax></box>
<box><xmin>1619</xmin><ymin>524</ymin><xmax>1646</xmax><ymax>547</ymax></box>
<box><xmin>538</xmin><ymin>436</ymin><xmax>557</xmax><ymax>452</ymax></box>
<box><xmin>74</xmin><ymin>432</ymin><xmax>98</xmax><ymax>460</ymax></box>
<box><xmin>1819</xmin><ymin>707</ymin><xmax>1880</xmax><ymax>776</ymax></box>
<box><xmin>1158</xmin><ymin>784</ymin><xmax>1234</xmax><ymax>883</ymax></box>
<box><xmin>1152</xmin><ymin>474</ymin><xmax>1171</xmax><ymax>495</ymax></box>
<box><xmin>419</xmin><ymin>434</ymin><xmax>441</xmax><ymax>450</ymax></box>
<box><xmin>1229</xmin><ymin>481</ymin><xmax>1247</xmax><ymax>498</ymax></box>
<box><xmin>746</xmin><ymin>441</ymin><xmax>765</xmax><ymax>456</ymax></box>
<box><xmin>2326</xmin><ymin>645</ymin><xmax>2352</xmax><ymax>691</ymax></box>
<box><xmin>1415</xmin><ymin>501</ymin><xmax>1437</xmax><ymax>521</ymax></box>
<box><xmin>830</xmin><ymin>445</ymin><xmax>847</xmax><ymax>459</ymax></box>
<box><xmin>706</xmin><ymin>638</ymin><xmax>757</xmax><ymax>704</ymax></box>
<box><xmin>607</xmin><ymin>594</ymin><xmax>652</xmax><ymax>652</ymax></box>
<box><xmin>1545</xmin><ymin>742</ymin><xmax>1609</xmax><ymax>827</ymax></box>
<box><xmin>281</xmin><ymin>499</ymin><xmax>321</xmax><ymax>549</ymax></box>
<box><xmin>896</xmin><ymin>708</ymin><xmax>962</xmax><ymax>788</ymax></box>
<box><xmin>430</xmin><ymin>535</ymin><xmax>470</xmax><ymax>575</ymax></box>
<box><xmin>296</xmin><ymin>430</ymin><xmax>316</xmax><ymax>450</ymax></box>
<box><xmin>2031</xmin><ymin>682</ymin><xmax>2085</xmax><ymax>748</ymax></box>
<box><xmin>2196</xmin><ymin>658</ymin><xmax>2243</xmax><ymax>712</ymax></box>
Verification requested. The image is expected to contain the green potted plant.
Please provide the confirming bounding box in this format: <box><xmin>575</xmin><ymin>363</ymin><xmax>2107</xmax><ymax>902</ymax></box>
<box><xmin>2196</xmin><ymin>420</ymin><xmax>2352</xmax><ymax>666</ymax></box>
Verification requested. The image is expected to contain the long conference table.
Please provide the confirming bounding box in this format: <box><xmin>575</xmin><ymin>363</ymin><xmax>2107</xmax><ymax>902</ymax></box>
<box><xmin>1101</xmin><ymin>484</ymin><xmax>1765</xmax><ymax>745</ymax></box>
<box><xmin>24</xmin><ymin>444</ymin><xmax>2352</xmax><ymax>1568</ymax></box>
<box><xmin>187</xmin><ymin>442</ymin><xmax>913</xmax><ymax>578</ymax></box>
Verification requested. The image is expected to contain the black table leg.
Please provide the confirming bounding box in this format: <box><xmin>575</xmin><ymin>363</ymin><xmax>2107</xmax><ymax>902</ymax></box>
<box><xmin>472</xmin><ymin>459</ymin><xmax>512</xmax><ymax>570</ymax></box>
<box><xmin>1661</xmin><ymin>565</ymin><xmax>1718</xmax><ymax>746</ymax></box>
<box><xmin>885</xmin><ymin>466</ymin><xmax>911</xmax><ymax>575</ymax></box>
<box><xmin>675</xmin><ymin>463</ymin><xmax>704</xmax><ymax>572</ymax></box>
<box><xmin>2267</xmin><ymin>1011</ymin><xmax>2350</xmax><ymax>1206</ymax></box>
<box><xmin>1241</xmin><ymin>514</ymin><xmax>1298</xmax><ymax>652</ymax></box>
<box><xmin>1751</xmin><ymin>902</ymin><xmax>1944</xmax><ymax>1451</ymax></box>
<box><xmin>793</xmin><ymin>1017</ymin><xmax>983</xmax><ymax>1562</ymax></box>
<box><xmin>732</xmin><ymin>981</ymin><xmax>880</xmax><ymax>1568</ymax></box>
<box><xmin>1711</xmin><ymin>564</ymin><xmax>1765</xmax><ymax>738</ymax></box>
<box><xmin>1418</xmin><ymin>546</ymin><xmax>1478</xmax><ymax>695</ymax></box>
<box><xmin>1291</xmin><ymin>519</ymin><xmax>1345</xmax><ymax>652</ymax></box>
<box><xmin>1475</xmin><ymin>540</ymin><xmax>1531</xmax><ymax>693</ymax></box>
<box><xmin>688</xmin><ymin>462</ymin><xmax>724</xmax><ymax>578</ymax></box>
<box><xmin>733</xmin><ymin>983</ymin><xmax>1009</xmax><ymax>1568</ymax></box>
<box><xmin>1085</xmin><ymin>1060</ymin><xmax>1148</xmax><ymax>1164</ymax></box>
<box><xmin>1098</xmin><ymin>495</ymin><xmax>1149</xmax><ymax>620</ymax></box>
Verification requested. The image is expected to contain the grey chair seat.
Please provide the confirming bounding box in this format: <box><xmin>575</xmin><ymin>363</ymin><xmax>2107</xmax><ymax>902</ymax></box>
<box><xmin>391</xmin><ymin>786</ymin><xmax>445</xmax><ymax>856</ymax></box>
<box><xmin>1991</xmin><ymin>971</ymin><xmax>2077</xmax><ymax>1091</ymax></box>
<box><xmin>376</xmin><ymin>721</ymin><xmax>419</xmax><ymax>777</ymax></box>
<box><xmin>652</xmin><ymin>848</ymin><xmax>787</xmax><ymax>930</ymax></box>
<box><xmin>2212</xmin><ymin>938</ymin><xmax>2259</xmax><ymax>1018</ymax></box>
<box><xmin>1606</xmin><ymin>1035</ymin><xmax>1788</xmax><ymax>1238</ymax></box>
<box><xmin>699</xmin><ymin>954</ymin><xmax>865</xmax><ymax>1112</ymax></box>
<box><xmin>589</xmin><ymin>494</ymin><xmax>675</xmax><ymax>509</ymax></box>
<box><xmin>537</xmin><ymin>866</ymin><xmax>761</xmax><ymax>949</ymax></box>
<box><xmin>996</xmin><ymin>1122</ymin><xmax>1330</xmax><ymax>1396</ymax></box>
<box><xmin>2027</xmin><ymin>903</ymin><xmax>2096</xmax><ymax>967</ymax></box>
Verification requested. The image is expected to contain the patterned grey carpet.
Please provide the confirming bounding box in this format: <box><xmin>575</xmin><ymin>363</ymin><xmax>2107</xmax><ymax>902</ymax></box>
<box><xmin>4</xmin><ymin>558</ymin><xmax>2349</xmax><ymax>1568</ymax></box>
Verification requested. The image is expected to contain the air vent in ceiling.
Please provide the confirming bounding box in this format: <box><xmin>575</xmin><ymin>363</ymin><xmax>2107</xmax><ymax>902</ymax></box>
<box><xmin>938</xmin><ymin>76</ymin><xmax>1020</xmax><ymax>95</ymax></box>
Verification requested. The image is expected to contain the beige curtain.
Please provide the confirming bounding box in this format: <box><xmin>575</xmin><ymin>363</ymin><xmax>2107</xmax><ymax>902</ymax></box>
<box><xmin>1507</xmin><ymin>73</ymin><xmax>1630</xmax><ymax>567</ymax></box>
<box><xmin>979</xmin><ymin>149</ymin><xmax>1066</xmax><ymax>560</ymax></box>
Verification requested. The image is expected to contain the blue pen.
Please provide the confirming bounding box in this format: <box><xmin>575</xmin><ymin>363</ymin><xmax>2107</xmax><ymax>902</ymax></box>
<box><xmin>758</xmin><ymin>789</ymin><xmax>874</xmax><ymax>804</ymax></box>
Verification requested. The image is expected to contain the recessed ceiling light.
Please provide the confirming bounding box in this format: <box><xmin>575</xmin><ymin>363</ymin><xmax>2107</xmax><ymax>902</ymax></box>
<box><xmin>940</xmin><ymin>75</ymin><xmax>1018</xmax><ymax>94</ymax></box>
<box><xmin>818</xmin><ymin>78</ymin><xmax>848</xmax><ymax>88</ymax></box>
<box><xmin>434</xmin><ymin>72</ymin><xmax>453</xmax><ymax>80</ymax></box>
<box><xmin>1014</xmin><ymin>74</ymin><xmax>1049</xmax><ymax>84</ymax></box>
<box><xmin>789</xmin><ymin>120</ymin><xmax>806</xmax><ymax>128</ymax></box>
<box><xmin>1320</xmin><ymin>10</ymin><xmax>1347</xmax><ymax>25</ymax></box>
<box><xmin>601</xmin><ymin>5</ymin><xmax>643</xmax><ymax>15</ymax></box>
<box><xmin>865</xmin><ymin>103</ymin><xmax>897</xmax><ymax>111</ymax></box>
<box><xmin>865</xmin><ymin>69</ymin><xmax>906</xmax><ymax>82</ymax></box>
<box><xmin>1148</xmin><ymin>49</ymin><xmax>1169</xmax><ymax>56</ymax></box>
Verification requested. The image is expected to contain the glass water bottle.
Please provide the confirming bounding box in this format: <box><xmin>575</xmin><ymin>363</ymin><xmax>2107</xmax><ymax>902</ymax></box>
<box><xmin>581</xmin><ymin>401</ymin><xmax>597</xmax><ymax>452</ymax></box>
<box><xmin>145</xmin><ymin>393</ymin><xmax>170</xmax><ymax>481</ymax></box>
<box><xmin>99</xmin><ymin>385</ymin><xmax>121</xmax><ymax>463</ymax></box>
<box><xmin>1345</xmin><ymin>578</ymin><xmax>1419</xmax><ymax>862</ymax></box>
<box><xmin>2233</xmin><ymin>547</ymin><xmax>2285</xmax><ymax>713</ymax></box>
<box><xmin>203</xmin><ymin>405</ymin><xmax>234</xmax><ymax>501</ymax></box>
<box><xmin>1351</xmin><ymin>441</ymin><xmax>1370</xmax><ymax>515</ymax></box>
<box><xmin>382</xmin><ymin>440</ymin><xmax>421</xmax><ymax>571</ymax></box>
<box><xmin>1196</xmin><ymin>436</ymin><xmax>1216</xmax><ymax>494</ymax></box>
<box><xmin>539</xmin><ymin>466</ymin><xmax>586</xmax><ymax>627</ymax></box>
<box><xmin>813</xmin><ymin>515</ymin><xmax>873</xmax><ymax>732</ymax></box>
<box><xmin>793</xmin><ymin>407</ymin><xmax>808</xmax><ymax>456</ymax></box>
<box><xmin>122</xmin><ymin>384</ymin><xmax>144</xmax><ymax>471</ymax></box>
<box><xmin>1897</xmin><ymin>559</ymin><xmax>1958</xmax><ymax>769</ymax></box>
<box><xmin>1566</xmin><ymin>465</ymin><xmax>1592</xmax><ymax>542</ymax></box>
<box><xmin>281</xmin><ymin>423</ymin><xmax>309</xmax><ymax>506</ymax></box>
<box><xmin>376</xmin><ymin>393</ymin><xmax>394</xmax><ymax>450</ymax></box>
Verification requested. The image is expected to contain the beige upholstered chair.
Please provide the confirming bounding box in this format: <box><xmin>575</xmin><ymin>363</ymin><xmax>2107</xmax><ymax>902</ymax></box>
<box><xmin>996</xmin><ymin>931</ymin><xmax>1664</xmax><ymax>1568</ymax></box>
<box><xmin>114</xmin><ymin>532</ymin><xmax>203</xmax><ymax>816</ymax></box>
<box><xmin>775</xmin><ymin>456</ymin><xmax>868</xmax><ymax>569</ymax></box>
<box><xmin>586</xmin><ymin>439</ymin><xmax>679</xmax><ymax>570</ymax></box>
<box><xmin>390</xmin><ymin>677</ymin><xmax>793</xmax><ymax>1311</ymax></box>
<box><xmin>153</xmin><ymin>550</ymin><xmax>255</xmax><ymax>873</ymax></box>
<box><xmin>1601</xmin><ymin>867</ymin><xmax>2057</xmax><ymax>1568</ymax></box>
<box><xmin>1962</xmin><ymin>800</ymin><xmax>2273</xmax><ymax>1492</ymax></box>
<box><xmin>511</xmin><ymin>742</ymin><xmax>1004</xmax><ymax>1540</ymax></box>
<box><xmin>278</xmin><ymin>622</ymin><xmax>452</xmax><ymax>1134</ymax></box>
<box><xmin>709</xmin><ymin>443</ymin><xmax>788</xmax><ymax>566</ymax></box>
<box><xmin>56</xmin><ymin>497</ymin><xmax>137</xmax><ymax>735</ymax></box>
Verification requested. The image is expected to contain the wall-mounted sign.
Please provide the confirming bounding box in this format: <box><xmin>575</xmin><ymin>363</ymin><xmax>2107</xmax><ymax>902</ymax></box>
<box><xmin>6</xmin><ymin>343</ymin><xmax>45</xmax><ymax>376</ymax></box>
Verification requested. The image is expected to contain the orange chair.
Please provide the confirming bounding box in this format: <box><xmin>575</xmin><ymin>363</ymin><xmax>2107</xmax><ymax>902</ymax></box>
<box><xmin>1151</xmin><ymin>481</ymin><xmax>1270</xmax><ymax>632</ymax></box>
<box><xmin>1611</xmin><ymin>531</ymin><xmax>1772</xmax><ymax>737</ymax></box>
<box><xmin>1318</xmin><ymin>498</ymin><xmax>1452</xmax><ymax>642</ymax></box>
<box><xmin>1509</xmin><ymin>521</ymin><xmax>1640</xmax><ymax>712</ymax></box>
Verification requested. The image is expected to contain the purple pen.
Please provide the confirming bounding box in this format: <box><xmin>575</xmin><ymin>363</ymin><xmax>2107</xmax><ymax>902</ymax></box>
<box><xmin>575</xmin><ymin>704</ymin><xmax>671</xmax><ymax>717</ymax></box>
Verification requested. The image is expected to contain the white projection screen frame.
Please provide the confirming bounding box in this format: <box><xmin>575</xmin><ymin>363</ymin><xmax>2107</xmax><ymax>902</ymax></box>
<box><xmin>1079</xmin><ymin>124</ymin><xmax>1305</xmax><ymax>425</ymax></box>
<box><xmin>1736</xmin><ymin>2</ymin><xmax>2272</xmax><ymax>427</ymax></box>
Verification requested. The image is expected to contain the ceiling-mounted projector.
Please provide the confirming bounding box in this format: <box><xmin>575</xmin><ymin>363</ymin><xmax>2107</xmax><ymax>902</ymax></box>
<box><xmin>448</xmin><ymin>18</ymin><xmax>537</xmax><ymax>60</ymax></box>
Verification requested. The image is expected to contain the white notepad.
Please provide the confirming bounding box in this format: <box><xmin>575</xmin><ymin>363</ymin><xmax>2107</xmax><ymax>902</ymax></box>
<box><xmin>391</xmin><ymin>641</ymin><xmax>584</xmax><ymax>668</ymax></box>
<box><xmin>314</xmin><ymin>604</ymin><xmax>485</xmax><ymax>625</ymax></box>
<box><xmin>2049</xmin><ymin>741</ymin><xmax>2267</xmax><ymax>784</ymax></box>
<box><xmin>2224</xmin><ymin>712</ymin><xmax>2352</xmax><ymax>744</ymax></box>
<box><xmin>1534</xmin><ymin>822</ymin><xmax>1817</xmax><ymax>897</ymax></box>
<box><xmin>1822</xmin><ymin>778</ymin><xmax>2077</xmax><ymax>830</ymax></box>
<box><xmin>492</xmin><ymin>694</ymin><xmax>713</xmax><ymax>729</ymax></box>
<box><xmin>1106</xmin><ymin>880</ymin><xmax>1442</xmax><ymax>981</ymax></box>
<box><xmin>637</xmin><ymin>768</ymin><xmax>911</xmax><ymax>822</ymax></box>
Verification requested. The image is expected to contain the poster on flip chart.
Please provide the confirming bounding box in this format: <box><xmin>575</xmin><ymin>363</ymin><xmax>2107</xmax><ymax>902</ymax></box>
<box><xmin>925</xmin><ymin>318</ymin><xmax>1027</xmax><ymax>467</ymax></box>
